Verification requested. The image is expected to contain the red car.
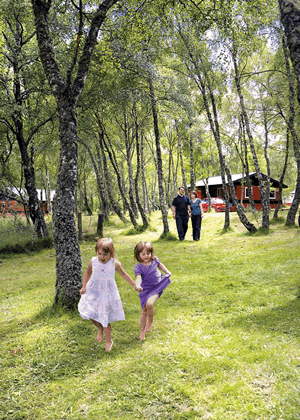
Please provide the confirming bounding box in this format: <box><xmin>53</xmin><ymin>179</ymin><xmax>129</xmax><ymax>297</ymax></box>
<box><xmin>201</xmin><ymin>197</ymin><xmax>226</xmax><ymax>212</ymax></box>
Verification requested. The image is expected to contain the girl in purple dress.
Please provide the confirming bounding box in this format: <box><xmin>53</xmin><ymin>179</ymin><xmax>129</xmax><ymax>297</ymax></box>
<box><xmin>134</xmin><ymin>241</ymin><xmax>171</xmax><ymax>341</ymax></box>
<box><xmin>79</xmin><ymin>238</ymin><xmax>142</xmax><ymax>351</ymax></box>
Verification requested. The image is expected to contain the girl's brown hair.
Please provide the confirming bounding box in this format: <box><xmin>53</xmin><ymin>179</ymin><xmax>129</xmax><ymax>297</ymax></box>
<box><xmin>95</xmin><ymin>238</ymin><xmax>116</xmax><ymax>259</ymax></box>
<box><xmin>134</xmin><ymin>241</ymin><xmax>156</xmax><ymax>262</ymax></box>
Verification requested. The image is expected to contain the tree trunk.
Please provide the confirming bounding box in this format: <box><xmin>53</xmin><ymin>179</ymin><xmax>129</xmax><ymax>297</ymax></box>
<box><xmin>140</xmin><ymin>132</ymin><xmax>149</xmax><ymax>213</ymax></box>
<box><xmin>263</xmin><ymin>109</ymin><xmax>271</xmax><ymax>212</ymax></box>
<box><xmin>123</xmin><ymin>114</ymin><xmax>138</xmax><ymax>217</ymax></box>
<box><xmin>189</xmin><ymin>131</ymin><xmax>195</xmax><ymax>192</ymax></box>
<box><xmin>148</xmin><ymin>72</ymin><xmax>169</xmax><ymax>234</ymax></box>
<box><xmin>287</xmin><ymin>164</ymin><xmax>300</xmax><ymax>225</ymax></box>
<box><xmin>52</xmin><ymin>100</ymin><xmax>82</xmax><ymax>306</ymax></box>
<box><xmin>78</xmin><ymin>136</ymin><xmax>109</xmax><ymax>219</ymax></box>
<box><xmin>232</xmin><ymin>47</ymin><xmax>270</xmax><ymax>228</ymax></box>
<box><xmin>98</xmin><ymin>132</ymin><xmax>128</xmax><ymax>223</ymax></box>
<box><xmin>175</xmin><ymin>120</ymin><xmax>188</xmax><ymax>193</ymax></box>
<box><xmin>239</xmin><ymin>114</ymin><xmax>256</xmax><ymax>211</ymax></box>
<box><xmin>178</xmin><ymin>27</ymin><xmax>231</xmax><ymax>228</ymax></box>
<box><xmin>134</xmin><ymin>117</ymin><xmax>149</xmax><ymax>228</ymax></box>
<box><xmin>31</xmin><ymin>0</ymin><xmax>118</xmax><ymax>307</ymax></box>
<box><xmin>101</xmin><ymin>131</ymin><xmax>137</xmax><ymax>227</ymax></box>
<box><xmin>45</xmin><ymin>168</ymin><xmax>52</xmax><ymax>215</ymax></box>
<box><xmin>204</xmin><ymin>178</ymin><xmax>211</xmax><ymax>210</ymax></box>
<box><xmin>225</xmin><ymin>164</ymin><xmax>257</xmax><ymax>232</ymax></box>
<box><xmin>16</xmin><ymin>131</ymin><xmax>49</xmax><ymax>238</ymax></box>
<box><xmin>83</xmin><ymin>176</ymin><xmax>93</xmax><ymax>216</ymax></box>
<box><xmin>274</xmin><ymin>129</ymin><xmax>290</xmax><ymax>218</ymax></box>
<box><xmin>197</xmin><ymin>71</ymin><xmax>231</xmax><ymax>227</ymax></box>
<box><xmin>6</xmin><ymin>14</ymin><xmax>49</xmax><ymax>238</ymax></box>
<box><xmin>279</xmin><ymin>29</ymin><xmax>300</xmax><ymax>225</ymax></box>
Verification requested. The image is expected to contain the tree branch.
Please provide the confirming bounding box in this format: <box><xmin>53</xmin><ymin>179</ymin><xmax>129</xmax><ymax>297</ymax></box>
<box><xmin>72</xmin><ymin>0</ymin><xmax>119</xmax><ymax>101</ymax></box>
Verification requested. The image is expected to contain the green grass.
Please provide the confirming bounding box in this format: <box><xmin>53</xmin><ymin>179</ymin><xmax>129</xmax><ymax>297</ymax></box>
<box><xmin>0</xmin><ymin>211</ymin><xmax>300</xmax><ymax>419</ymax></box>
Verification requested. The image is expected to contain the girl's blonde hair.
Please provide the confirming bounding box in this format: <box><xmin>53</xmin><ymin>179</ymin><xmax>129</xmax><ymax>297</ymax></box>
<box><xmin>95</xmin><ymin>238</ymin><xmax>116</xmax><ymax>259</ymax></box>
<box><xmin>134</xmin><ymin>241</ymin><xmax>156</xmax><ymax>262</ymax></box>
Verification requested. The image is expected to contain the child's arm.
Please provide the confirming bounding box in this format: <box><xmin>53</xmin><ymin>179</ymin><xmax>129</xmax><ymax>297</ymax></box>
<box><xmin>158</xmin><ymin>262</ymin><xmax>171</xmax><ymax>276</ymax></box>
<box><xmin>80</xmin><ymin>260</ymin><xmax>93</xmax><ymax>295</ymax></box>
<box><xmin>115</xmin><ymin>261</ymin><xmax>143</xmax><ymax>292</ymax></box>
<box><xmin>135</xmin><ymin>274</ymin><xmax>142</xmax><ymax>289</ymax></box>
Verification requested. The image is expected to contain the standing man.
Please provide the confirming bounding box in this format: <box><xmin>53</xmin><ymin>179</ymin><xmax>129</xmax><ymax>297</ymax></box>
<box><xmin>172</xmin><ymin>186</ymin><xmax>191</xmax><ymax>241</ymax></box>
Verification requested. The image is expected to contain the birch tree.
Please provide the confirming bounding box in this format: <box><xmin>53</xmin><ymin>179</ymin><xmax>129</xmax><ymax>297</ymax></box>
<box><xmin>31</xmin><ymin>0</ymin><xmax>118</xmax><ymax>307</ymax></box>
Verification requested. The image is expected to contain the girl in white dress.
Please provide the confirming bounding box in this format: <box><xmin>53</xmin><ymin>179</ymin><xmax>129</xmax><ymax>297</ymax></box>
<box><xmin>78</xmin><ymin>238</ymin><xmax>142</xmax><ymax>351</ymax></box>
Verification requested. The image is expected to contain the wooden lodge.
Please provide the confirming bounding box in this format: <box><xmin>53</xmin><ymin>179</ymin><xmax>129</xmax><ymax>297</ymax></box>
<box><xmin>0</xmin><ymin>189</ymin><xmax>55</xmax><ymax>215</ymax></box>
<box><xmin>191</xmin><ymin>172</ymin><xmax>288</xmax><ymax>211</ymax></box>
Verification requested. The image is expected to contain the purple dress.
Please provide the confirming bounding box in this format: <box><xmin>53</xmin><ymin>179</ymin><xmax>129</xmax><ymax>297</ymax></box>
<box><xmin>134</xmin><ymin>257</ymin><xmax>171</xmax><ymax>308</ymax></box>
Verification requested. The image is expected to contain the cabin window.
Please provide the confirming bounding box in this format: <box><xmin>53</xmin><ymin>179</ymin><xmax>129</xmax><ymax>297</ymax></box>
<box><xmin>245</xmin><ymin>187</ymin><xmax>252</xmax><ymax>198</ymax></box>
<box><xmin>270</xmin><ymin>190</ymin><xmax>276</xmax><ymax>200</ymax></box>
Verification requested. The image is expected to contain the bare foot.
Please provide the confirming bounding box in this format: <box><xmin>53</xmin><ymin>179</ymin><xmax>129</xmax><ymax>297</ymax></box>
<box><xmin>145</xmin><ymin>323</ymin><xmax>152</xmax><ymax>332</ymax></box>
<box><xmin>105</xmin><ymin>340</ymin><xmax>113</xmax><ymax>352</ymax></box>
<box><xmin>139</xmin><ymin>330</ymin><xmax>146</xmax><ymax>340</ymax></box>
<box><xmin>96</xmin><ymin>328</ymin><xmax>103</xmax><ymax>342</ymax></box>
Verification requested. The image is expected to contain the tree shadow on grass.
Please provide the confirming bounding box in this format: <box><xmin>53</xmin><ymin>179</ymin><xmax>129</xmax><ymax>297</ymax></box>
<box><xmin>223</xmin><ymin>297</ymin><xmax>300</xmax><ymax>339</ymax></box>
<box><xmin>2</xmin><ymin>303</ymin><xmax>148</xmax><ymax>384</ymax></box>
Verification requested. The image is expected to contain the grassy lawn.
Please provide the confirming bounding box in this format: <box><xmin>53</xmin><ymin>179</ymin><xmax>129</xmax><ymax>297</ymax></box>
<box><xmin>0</xmin><ymin>211</ymin><xmax>300</xmax><ymax>419</ymax></box>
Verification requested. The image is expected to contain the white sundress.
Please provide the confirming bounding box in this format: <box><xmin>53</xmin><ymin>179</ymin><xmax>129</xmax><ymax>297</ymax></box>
<box><xmin>78</xmin><ymin>257</ymin><xmax>125</xmax><ymax>327</ymax></box>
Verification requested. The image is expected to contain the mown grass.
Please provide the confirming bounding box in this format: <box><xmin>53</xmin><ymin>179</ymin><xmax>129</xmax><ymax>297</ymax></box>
<box><xmin>0</xmin><ymin>210</ymin><xmax>300</xmax><ymax>419</ymax></box>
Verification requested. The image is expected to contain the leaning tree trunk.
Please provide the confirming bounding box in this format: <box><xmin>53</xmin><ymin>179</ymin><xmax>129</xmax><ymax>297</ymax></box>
<box><xmin>98</xmin><ymin>132</ymin><xmax>128</xmax><ymax>224</ymax></box>
<box><xmin>287</xmin><ymin>163</ymin><xmax>300</xmax><ymax>224</ymax></box>
<box><xmin>232</xmin><ymin>47</ymin><xmax>270</xmax><ymax>229</ymax></box>
<box><xmin>148</xmin><ymin>73</ymin><xmax>169</xmax><ymax>234</ymax></box>
<box><xmin>31</xmin><ymin>0</ymin><xmax>118</xmax><ymax>307</ymax></box>
<box><xmin>279</xmin><ymin>29</ymin><xmax>300</xmax><ymax>225</ymax></box>
<box><xmin>7</xmin><ymin>15</ymin><xmax>49</xmax><ymax>238</ymax></box>
<box><xmin>225</xmin><ymin>164</ymin><xmax>257</xmax><ymax>232</ymax></box>
<box><xmin>178</xmin><ymin>27</ymin><xmax>229</xmax><ymax>228</ymax></box>
<box><xmin>101</xmin><ymin>131</ymin><xmax>137</xmax><ymax>227</ymax></box>
<box><xmin>16</xmin><ymin>133</ymin><xmax>49</xmax><ymax>238</ymax></box>
<box><xmin>198</xmin><ymin>70</ymin><xmax>231</xmax><ymax>226</ymax></box>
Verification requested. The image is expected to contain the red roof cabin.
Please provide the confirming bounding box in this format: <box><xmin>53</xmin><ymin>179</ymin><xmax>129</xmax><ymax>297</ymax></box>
<box><xmin>190</xmin><ymin>172</ymin><xmax>288</xmax><ymax>211</ymax></box>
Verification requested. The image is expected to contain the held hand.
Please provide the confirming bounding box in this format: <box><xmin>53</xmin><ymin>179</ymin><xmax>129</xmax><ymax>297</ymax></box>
<box><xmin>165</xmin><ymin>271</ymin><xmax>171</xmax><ymax>277</ymax></box>
<box><xmin>134</xmin><ymin>285</ymin><xmax>143</xmax><ymax>292</ymax></box>
<box><xmin>79</xmin><ymin>287</ymin><xmax>86</xmax><ymax>295</ymax></box>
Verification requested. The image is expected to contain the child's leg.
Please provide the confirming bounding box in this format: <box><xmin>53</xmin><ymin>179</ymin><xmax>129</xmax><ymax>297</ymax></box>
<box><xmin>103</xmin><ymin>324</ymin><xmax>113</xmax><ymax>351</ymax></box>
<box><xmin>139</xmin><ymin>306</ymin><xmax>148</xmax><ymax>340</ymax></box>
<box><xmin>145</xmin><ymin>294</ymin><xmax>159</xmax><ymax>332</ymax></box>
<box><xmin>91</xmin><ymin>319</ymin><xmax>103</xmax><ymax>342</ymax></box>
